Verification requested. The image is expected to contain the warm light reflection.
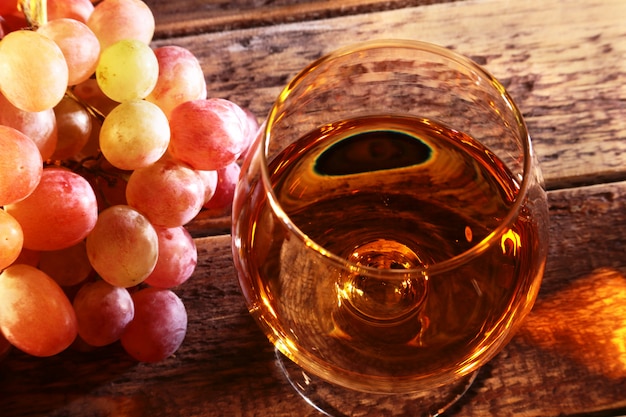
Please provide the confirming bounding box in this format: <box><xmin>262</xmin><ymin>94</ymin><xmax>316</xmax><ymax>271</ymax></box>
<box><xmin>612</xmin><ymin>326</ymin><xmax>626</xmax><ymax>370</ymax></box>
<box><xmin>520</xmin><ymin>268</ymin><xmax>626</xmax><ymax>379</ymax></box>
<box><xmin>335</xmin><ymin>281</ymin><xmax>364</xmax><ymax>308</ymax></box>
<box><xmin>500</xmin><ymin>229</ymin><xmax>521</xmax><ymax>256</ymax></box>
<box><xmin>261</xmin><ymin>294</ymin><xmax>278</xmax><ymax>319</ymax></box>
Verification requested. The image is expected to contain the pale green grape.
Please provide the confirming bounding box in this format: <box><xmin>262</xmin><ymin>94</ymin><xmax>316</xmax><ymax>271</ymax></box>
<box><xmin>99</xmin><ymin>100</ymin><xmax>170</xmax><ymax>170</ymax></box>
<box><xmin>0</xmin><ymin>30</ymin><xmax>68</xmax><ymax>112</ymax></box>
<box><xmin>96</xmin><ymin>39</ymin><xmax>158</xmax><ymax>103</ymax></box>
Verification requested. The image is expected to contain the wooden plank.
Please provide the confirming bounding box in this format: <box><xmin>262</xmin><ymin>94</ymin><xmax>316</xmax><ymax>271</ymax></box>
<box><xmin>455</xmin><ymin>181</ymin><xmax>626</xmax><ymax>416</ymax></box>
<box><xmin>145</xmin><ymin>0</ymin><xmax>461</xmax><ymax>38</ymax></box>
<box><xmin>2</xmin><ymin>181</ymin><xmax>626</xmax><ymax>416</ymax></box>
<box><xmin>151</xmin><ymin>0</ymin><xmax>626</xmax><ymax>190</ymax></box>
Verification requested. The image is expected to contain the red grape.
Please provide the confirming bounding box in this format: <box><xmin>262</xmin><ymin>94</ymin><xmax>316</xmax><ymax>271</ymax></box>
<box><xmin>73</xmin><ymin>280</ymin><xmax>134</xmax><ymax>347</ymax></box>
<box><xmin>121</xmin><ymin>287</ymin><xmax>187</xmax><ymax>362</ymax></box>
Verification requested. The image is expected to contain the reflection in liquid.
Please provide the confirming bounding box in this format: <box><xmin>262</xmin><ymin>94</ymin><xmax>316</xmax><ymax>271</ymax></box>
<box><xmin>314</xmin><ymin>130</ymin><xmax>433</xmax><ymax>175</ymax></box>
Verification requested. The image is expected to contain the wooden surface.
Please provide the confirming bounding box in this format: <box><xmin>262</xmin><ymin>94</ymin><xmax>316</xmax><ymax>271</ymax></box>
<box><xmin>2</xmin><ymin>0</ymin><xmax>626</xmax><ymax>416</ymax></box>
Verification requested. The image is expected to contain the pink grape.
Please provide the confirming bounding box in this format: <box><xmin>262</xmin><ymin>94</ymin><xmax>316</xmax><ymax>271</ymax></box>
<box><xmin>0</xmin><ymin>125</ymin><xmax>43</xmax><ymax>206</ymax></box>
<box><xmin>168</xmin><ymin>98</ymin><xmax>248</xmax><ymax>171</ymax></box>
<box><xmin>47</xmin><ymin>0</ymin><xmax>94</xmax><ymax>23</ymax></box>
<box><xmin>0</xmin><ymin>91</ymin><xmax>58</xmax><ymax>160</ymax></box>
<box><xmin>125</xmin><ymin>158</ymin><xmax>206</xmax><ymax>227</ymax></box>
<box><xmin>86</xmin><ymin>205</ymin><xmax>158</xmax><ymax>288</ymax></box>
<box><xmin>87</xmin><ymin>0</ymin><xmax>155</xmax><ymax>49</ymax></box>
<box><xmin>146</xmin><ymin>45</ymin><xmax>207</xmax><ymax>118</ymax></box>
<box><xmin>144</xmin><ymin>226</ymin><xmax>197</xmax><ymax>288</ymax></box>
<box><xmin>5</xmin><ymin>168</ymin><xmax>98</xmax><ymax>251</ymax></box>
<box><xmin>51</xmin><ymin>95</ymin><xmax>93</xmax><ymax>160</ymax></box>
<box><xmin>38</xmin><ymin>241</ymin><xmax>92</xmax><ymax>287</ymax></box>
<box><xmin>73</xmin><ymin>280</ymin><xmax>134</xmax><ymax>347</ymax></box>
<box><xmin>0</xmin><ymin>264</ymin><xmax>78</xmax><ymax>357</ymax></box>
<box><xmin>0</xmin><ymin>30</ymin><xmax>68</xmax><ymax>112</ymax></box>
<box><xmin>0</xmin><ymin>209</ymin><xmax>23</xmax><ymax>270</ymax></box>
<box><xmin>121</xmin><ymin>287</ymin><xmax>187</xmax><ymax>362</ymax></box>
<box><xmin>203</xmin><ymin>161</ymin><xmax>241</xmax><ymax>214</ymax></box>
<box><xmin>37</xmin><ymin>18</ymin><xmax>101</xmax><ymax>86</ymax></box>
<box><xmin>197</xmin><ymin>169</ymin><xmax>218</xmax><ymax>203</ymax></box>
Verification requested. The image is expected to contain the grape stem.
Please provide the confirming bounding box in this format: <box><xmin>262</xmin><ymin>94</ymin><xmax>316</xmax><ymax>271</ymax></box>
<box><xmin>64</xmin><ymin>88</ymin><xmax>107</xmax><ymax>124</ymax></box>
<box><xmin>17</xmin><ymin>0</ymin><xmax>46</xmax><ymax>29</ymax></box>
<box><xmin>46</xmin><ymin>153</ymin><xmax>130</xmax><ymax>210</ymax></box>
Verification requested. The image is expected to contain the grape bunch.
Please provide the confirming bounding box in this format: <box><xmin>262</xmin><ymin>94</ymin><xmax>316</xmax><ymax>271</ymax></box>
<box><xmin>0</xmin><ymin>0</ymin><xmax>258</xmax><ymax>362</ymax></box>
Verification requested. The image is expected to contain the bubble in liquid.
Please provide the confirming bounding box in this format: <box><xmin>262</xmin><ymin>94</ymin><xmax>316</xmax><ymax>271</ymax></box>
<box><xmin>339</xmin><ymin>238</ymin><xmax>429</xmax><ymax>324</ymax></box>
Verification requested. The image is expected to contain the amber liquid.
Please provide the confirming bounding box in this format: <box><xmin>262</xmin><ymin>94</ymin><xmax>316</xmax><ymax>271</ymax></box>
<box><xmin>233</xmin><ymin>115</ymin><xmax>544</xmax><ymax>394</ymax></box>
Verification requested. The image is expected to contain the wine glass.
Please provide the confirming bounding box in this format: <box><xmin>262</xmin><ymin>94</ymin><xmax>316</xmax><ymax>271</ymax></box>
<box><xmin>231</xmin><ymin>39</ymin><xmax>549</xmax><ymax>416</ymax></box>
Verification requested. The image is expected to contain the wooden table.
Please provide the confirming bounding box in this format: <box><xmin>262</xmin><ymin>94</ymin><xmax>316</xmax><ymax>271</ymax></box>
<box><xmin>2</xmin><ymin>0</ymin><xmax>626</xmax><ymax>415</ymax></box>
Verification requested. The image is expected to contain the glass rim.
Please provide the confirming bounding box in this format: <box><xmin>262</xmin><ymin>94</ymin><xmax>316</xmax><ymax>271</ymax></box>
<box><xmin>260</xmin><ymin>38</ymin><xmax>535</xmax><ymax>278</ymax></box>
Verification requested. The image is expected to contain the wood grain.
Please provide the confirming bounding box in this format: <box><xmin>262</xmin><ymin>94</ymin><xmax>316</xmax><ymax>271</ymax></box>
<box><xmin>2</xmin><ymin>0</ymin><xmax>625</xmax><ymax>416</ymax></box>
<box><xmin>145</xmin><ymin>0</ymin><xmax>461</xmax><ymax>38</ymax></box>
<box><xmin>151</xmin><ymin>0</ymin><xmax>626</xmax><ymax>190</ymax></box>
<box><xmin>2</xmin><ymin>181</ymin><xmax>626</xmax><ymax>417</ymax></box>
